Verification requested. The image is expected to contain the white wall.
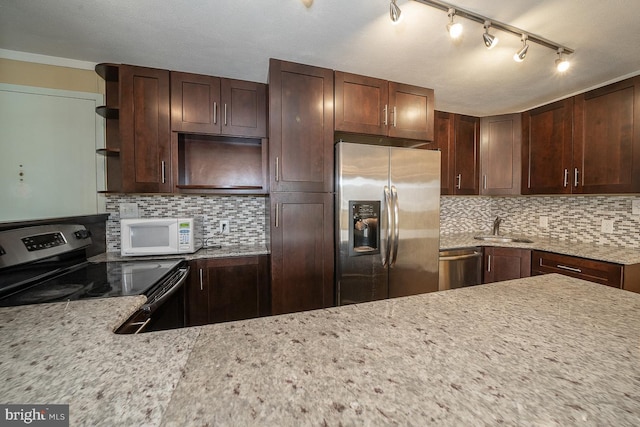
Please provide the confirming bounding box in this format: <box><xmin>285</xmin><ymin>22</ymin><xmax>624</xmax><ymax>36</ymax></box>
<box><xmin>0</xmin><ymin>84</ymin><xmax>104</xmax><ymax>221</ymax></box>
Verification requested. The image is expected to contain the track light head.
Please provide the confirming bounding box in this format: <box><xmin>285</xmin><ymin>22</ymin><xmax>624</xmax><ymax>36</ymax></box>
<box><xmin>389</xmin><ymin>0</ymin><xmax>402</xmax><ymax>24</ymax></box>
<box><xmin>446</xmin><ymin>8</ymin><xmax>463</xmax><ymax>39</ymax></box>
<box><xmin>513</xmin><ymin>35</ymin><xmax>529</xmax><ymax>62</ymax></box>
<box><xmin>482</xmin><ymin>21</ymin><xmax>498</xmax><ymax>49</ymax></box>
<box><xmin>555</xmin><ymin>48</ymin><xmax>570</xmax><ymax>72</ymax></box>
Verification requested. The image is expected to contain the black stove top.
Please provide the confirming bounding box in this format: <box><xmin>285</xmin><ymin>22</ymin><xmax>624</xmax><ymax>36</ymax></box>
<box><xmin>0</xmin><ymin>258</ymin><xmax>183</xmax><ymax>307</ymax></box>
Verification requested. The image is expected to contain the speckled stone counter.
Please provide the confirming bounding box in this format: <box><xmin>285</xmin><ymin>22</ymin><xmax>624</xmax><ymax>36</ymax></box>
<box><xmin>88</xmin><ymin>244</ymin><xmax>269</xmax><ymax>263</ymax></box>
<box><xmin>441</xmin><ymin>232</ymin><xmax>640</xmax><ymax>265</ymax></box>
<box><xmin>2</xmin><ymin>274</ymin><xmax>640</xmax><ymax>426</ymax></box>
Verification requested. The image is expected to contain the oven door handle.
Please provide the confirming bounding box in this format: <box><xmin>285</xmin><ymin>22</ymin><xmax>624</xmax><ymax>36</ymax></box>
<box><xmin>140</xmin><ymin>265</ymin><xmax>190</xmax><ymax>314</ymax></box>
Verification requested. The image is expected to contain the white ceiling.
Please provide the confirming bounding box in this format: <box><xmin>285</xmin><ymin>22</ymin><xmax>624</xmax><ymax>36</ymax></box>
<box><xmin>1</xmin><ymin>0</ymin><xmax>639</xmax><ymax>116</ymax></box>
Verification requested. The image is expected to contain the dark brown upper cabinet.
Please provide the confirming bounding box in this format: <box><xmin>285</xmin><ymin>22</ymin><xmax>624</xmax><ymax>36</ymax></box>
<box><xmin>480</xmin><ymin>114</ymin><xmax>522</xmax><ymax>195</ymax></box>
<box><xmin>268</xmin><ymin>59</ymin><xmax>335</xmax><ymax>193</ymax></box>
<box><xmin>334</xmin><ymin>71</ymin><xmax>434</xmax><ymax>141</ymax></box>
<box><xmin>521</xmin><ymin>98</ymin><xmax>574</xmax><ymax>195</ymax></box>
<box><xmin>171</xmin><ymin>72</ymin><xmax>266</xmax><ymax>138</ymax></box>
<box><xmin>436</xmin><ymin>112</ymin><xmax>480</xmax><ymax>195</ymax></box>
<box><xmin>96</xmin><ymin>63</ymin><xmax>172</xmax><ymax>193</ymax></box>
<box><xmin>573</xmin><ymin>76</ymin><xmax>640</xmax><ymax>194</ymax></box>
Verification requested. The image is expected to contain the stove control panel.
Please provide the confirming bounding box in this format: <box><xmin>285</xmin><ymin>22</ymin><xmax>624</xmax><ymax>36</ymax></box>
<box><xmin>0</xmin><ymin>224</ymin><xmax>92</xmax><ymax>269</ymax></box>
<box><xmin>22</xmin><ymin>232</ymin><xmax>67</xmax><ymax>252</ymax></box>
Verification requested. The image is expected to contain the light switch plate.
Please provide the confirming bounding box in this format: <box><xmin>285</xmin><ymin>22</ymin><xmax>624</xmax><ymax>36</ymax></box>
<box><xmin>119</xmin><ymin>203</ymin><xmax>139</xmax><ymax>219</ymax></box>
<box><xmin>539</xmin><ymin>216</ymin><xmax>549</xmax><ymax>228</ymax></box>
<box><xmin>633</xmin><ymin>200</ymin><xmax>640</xmax><ymax>215</ymax></box>
<box><xmin>601</xmin><ymin>219</ymin><xmax>614</xmax><ymax>234</ymax></box>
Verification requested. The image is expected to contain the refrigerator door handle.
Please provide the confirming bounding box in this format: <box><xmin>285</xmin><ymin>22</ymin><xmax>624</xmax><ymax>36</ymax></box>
<box><xmin>390</xmin><ymin>185</ymin><xmax>400</xmax><ymax>267</ymax></box>
<box><xmin>383</xmin><ymin>186</ymin><xmax>393</xmax><ymax>268</ymax></box>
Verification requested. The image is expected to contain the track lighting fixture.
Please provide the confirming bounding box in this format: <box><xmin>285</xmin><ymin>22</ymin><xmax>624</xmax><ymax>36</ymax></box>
<box><xmin>482</xmin><ymin>21</ymin><xmax>498</xmax><ymax>49</ymax></box>
<box><xmin>389</xmin><ymin>0</ymin><xmax>402</xmax><ymax>24</ymax></box>
<box><xmin>555</xmin><ymin>48</ymin><xmax>570</xmax><ymax>72</ymax></box>
<box><xmin>446</xmin><ymin>8</ymin><xmax>463</xmax><ymax>39</ymax></box>
<box><xmin>513</xmin><ymin>34</ymin><xmax>529</xmax><ymax>62</ymax></box>
<box><xmin>410</xmin><ymin>0</ymin><xmax>574</xmax><ymax>73</ymax></box>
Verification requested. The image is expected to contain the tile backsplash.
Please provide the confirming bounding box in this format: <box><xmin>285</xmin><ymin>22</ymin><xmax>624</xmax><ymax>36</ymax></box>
<box><xmin>441</xmin><ymin>195</ymin><xmax>640</xmax><ymax>249</ymax></box>
<box><xmin>105</xmin><ymin>193</ymin><xmax>640</xmax><ymax>253</ymax></box>
<box><xmin>105</xmin><ymin>194</ymin><xmax>267</xmax><ymax>252</ymax></box>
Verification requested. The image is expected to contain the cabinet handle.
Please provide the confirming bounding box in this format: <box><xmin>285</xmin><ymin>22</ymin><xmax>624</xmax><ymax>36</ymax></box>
<box><xmin>483</xmin><ymin>174</ymin><xmax>487</xmax><ymax>190</ymax></box>
<box><xmin>563</xmin><ymin>169</ymin><xmax>569</xmax><ymax>187</ymax></box>
<box><xmin>383</xmin><ymin>105</ymin><xmax>388</xmax><ymax>126</ymax></box>
<box><xmin>161</xmin><ymin>161</ymin><xmax>166</xmax><ymax>184</ymax></box>
<box><xmin>456</xmin><ymin>174</ymin><xmax>461</xmax><ymax>190</ymax></box>
<box><xmin>574</xmin><ymin>168</ymin><xmax>579</xmax><ymax>187</ymax></box>
<box><xmin>199</xmin><ymin>268</ymin><xmax>204</xmax><ymax>291</ymax></box>
<box><xmin>393</xmin><ymin>106</ymin><xmax>397</xmax><ymax>127</ymax></box>
<box><xmin>275</xmin><ymin>157</ymin><xmax>280</xmax><ymax>182</ymax></box>
<box><xmin>487</xmin><ymin>255</ymin><xmax>491</xmax><ymax>272</ymax></box>
<box><xmin>557</xmin><ymin>264</ymin><xmax>582</xmax><ymax>273</ymax></box>
<box><xmin>224</xmin><ymin>103</ymin><xmax>228</xmax><ymax>126</ymax></box>
<box><xmin>275</xmin><ymin>203</ymin><xmax>280</xmax><ymax>228</ymax></box>
<box><xmin>213</xmin><ymin>102</ymin><xmax>217</xmax><ymax>124</ymax></box>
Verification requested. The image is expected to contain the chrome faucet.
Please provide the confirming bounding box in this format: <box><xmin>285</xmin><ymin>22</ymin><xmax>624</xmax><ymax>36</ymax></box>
<box><xmin>492</xmin><ymin>216</ymin><xmax>502</xmax><ymax>236</ymax></box>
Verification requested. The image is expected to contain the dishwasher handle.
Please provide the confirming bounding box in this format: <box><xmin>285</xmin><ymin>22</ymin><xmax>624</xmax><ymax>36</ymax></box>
<box><xmin>439</xmin><ymin>251</ymin><xmax>482</xmax><ymax>261</ymax></box>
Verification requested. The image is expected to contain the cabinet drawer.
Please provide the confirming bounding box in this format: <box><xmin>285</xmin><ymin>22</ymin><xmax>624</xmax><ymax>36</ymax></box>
<box><xmin>531</xmin><ymin>250</ymin><xmax>622</xmax><ymax>288</ymax></box>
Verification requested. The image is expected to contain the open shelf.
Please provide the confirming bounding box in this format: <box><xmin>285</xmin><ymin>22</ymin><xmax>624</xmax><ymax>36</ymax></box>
<box><xmin>96</xmin><ymin>148</ymin><xmax>120</xmax><ymax>157</ymax></box>
<box><xmin>176</xmin><ymin>134</ymin><xmax>267</xmax><ymax>194</ymax></box>
<box><xmin>95</xmin><ymin>63</ymin><xmax>119</xmax><ymax>82</ymax></box>
<box><xmin>95</xmin><ymin>106</ymin><xmax>119</xmax><ymax>119</ymax></box>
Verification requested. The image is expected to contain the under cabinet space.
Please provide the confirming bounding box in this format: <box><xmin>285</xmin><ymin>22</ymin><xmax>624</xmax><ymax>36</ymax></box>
<box><xmin>175</xmin><ymin>133</ymin><xmax>268</xmax><ymax>194</ymax></box>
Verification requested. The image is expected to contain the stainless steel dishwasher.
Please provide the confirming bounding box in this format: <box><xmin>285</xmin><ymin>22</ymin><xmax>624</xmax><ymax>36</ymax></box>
<box><xmin>438</xmin><ymin>247</ymin><xmax>483</xmax><ymax>291</ymax></box>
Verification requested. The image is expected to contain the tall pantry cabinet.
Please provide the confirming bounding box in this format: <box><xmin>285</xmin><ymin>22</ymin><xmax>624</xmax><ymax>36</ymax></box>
<box><xmin>268</xmin><ymin>59</ymin><xmax>335</xmax><ymax>315</ymax></box>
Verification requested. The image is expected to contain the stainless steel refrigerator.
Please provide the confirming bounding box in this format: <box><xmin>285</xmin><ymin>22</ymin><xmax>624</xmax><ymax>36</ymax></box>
<box><xmin>335</xmin><ymin>141</ymin><xmax>441</xmax><ymax>305</ymax></box>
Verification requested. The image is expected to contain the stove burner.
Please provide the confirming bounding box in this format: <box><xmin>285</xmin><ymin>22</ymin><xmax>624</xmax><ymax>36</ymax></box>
<box><xmin>12</xmin><ymin>283</ymin><xmax>85</xmax><ymax>305</ymax></box>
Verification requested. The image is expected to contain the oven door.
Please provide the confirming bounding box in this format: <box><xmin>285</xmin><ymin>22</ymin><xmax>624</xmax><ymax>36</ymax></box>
<box><xmin>116</xmin><ymin>265</ymin><xmax>190</xmax><ymax>334</ymax></box>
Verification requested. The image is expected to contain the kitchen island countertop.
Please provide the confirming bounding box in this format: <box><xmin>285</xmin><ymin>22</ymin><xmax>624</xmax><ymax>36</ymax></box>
<box><xmin>2</xmin><ymin>274</ymin><xmax>640</xmax><ymax>426</ymax></box>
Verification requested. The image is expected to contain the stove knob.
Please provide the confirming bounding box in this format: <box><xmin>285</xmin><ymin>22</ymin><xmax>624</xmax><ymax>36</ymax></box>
<box><xmin>74</xmin><ymin>229</ymin><xmax>92</xmax><ymax>240</ymax></box>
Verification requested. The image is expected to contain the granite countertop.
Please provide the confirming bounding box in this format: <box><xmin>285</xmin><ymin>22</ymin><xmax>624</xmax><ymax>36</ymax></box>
<box><xmin>440</xmin><ymin>232</ymin><xmax>640</xmax><ymax>265</ymax></box>
<box><xmin>2</xmin><ymin>274</ymin><xmax>640</xmax><ymax>425</ymax></box>
<box><xmin>88</xmin><ymin>244</ymin><xmax>269</xmax><ymax>263</ymax></box>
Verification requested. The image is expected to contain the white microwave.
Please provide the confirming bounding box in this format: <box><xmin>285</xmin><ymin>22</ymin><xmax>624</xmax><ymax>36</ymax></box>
<box><xmin>120</xmin><ymin>218</ymin><xmax>204</xmax><ymax>256</ymax></box>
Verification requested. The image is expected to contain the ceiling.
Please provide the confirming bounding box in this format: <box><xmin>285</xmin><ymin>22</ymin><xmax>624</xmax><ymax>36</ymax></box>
<box><xmin>1</xmin><ymin>0</ymin><xmax>639</xmax><ymax>116</ymax></box>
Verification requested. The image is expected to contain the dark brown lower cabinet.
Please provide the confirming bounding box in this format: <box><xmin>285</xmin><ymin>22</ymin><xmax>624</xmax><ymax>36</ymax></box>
<box><xmin>483</xmin><ymin>247</ymin><xmax>531</xmax><ymax>284</ymax></box>
<box><xmin>186</xmin><ymin>255</ymin><xmax>270</xmax><ymax>326</ymax></box>
<box><xmin>270</xmin><ymin>192</ymin><xmax>334</xmax><ymax>315</ymax></box>
<box><xmin>531</xmin><ymin>250</ymin><xmax>640</xmax><ymax>290</ymax></box>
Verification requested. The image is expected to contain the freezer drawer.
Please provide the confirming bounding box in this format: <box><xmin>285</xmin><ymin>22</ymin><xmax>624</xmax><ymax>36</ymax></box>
<box><xmin>439</xmin><ymin>248</ymin><xmax>482</xmax><ymax>291</ymax></box>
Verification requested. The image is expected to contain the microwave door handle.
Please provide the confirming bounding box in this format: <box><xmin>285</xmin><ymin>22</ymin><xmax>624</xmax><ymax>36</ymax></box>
<box><xmin>140</xmin><ymin>266</ymin><xmax>190</xmax><ymax>313</ymax></box>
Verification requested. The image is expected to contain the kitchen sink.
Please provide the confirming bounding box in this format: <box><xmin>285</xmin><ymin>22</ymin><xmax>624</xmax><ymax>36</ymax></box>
<box><xmin>474</xmin><ymin>235</ymin><xmax>534</xmax><ymax>243</ymax></box>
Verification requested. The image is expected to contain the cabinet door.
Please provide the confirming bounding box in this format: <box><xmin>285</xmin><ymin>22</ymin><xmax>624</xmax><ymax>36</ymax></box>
<box><xmin>220</xmin><ymin>79</ymin><xmax>267</xmax><ymax>138</ymax></box>
<box><xmin>269</xmin><ymin>59</ymin><xmax>334</xmax><ymax>193</ymax></box>
<box><xmin>186</xmin><ymin>260</ymin><xmax>209</xmax><ymax>326</ymax></box>
<box><xmin>521</xmin><ymin>99</ymin><xmax>573</xmax><ymax>195</ymax></box>
<box><xmin>434</xmin><ymin>111</ymin><xmax>455</xmax><ymax>195</ymax></box>
<box><xmin>334</xmin><ymin>71</ymin><xmax>388</xmax><ymax>135</ymax></box>
<box><xmin>573</xmin><ymin>76</ymin><xmax>640</xmax><ymax>194</ymax></box>
<box><xmin>170</xmin><ymin>71</ymin><xmax>221</xmax><ymax>134</ymax></box>
<box><xmin>483</xmin><ymin>247</ymin><xmax>531</xmax><ymax>284</ymax></box>
<box><xmin>480</xmin><ymin>114</ymin><xmax>522</xmax><ymax>195</ymax></box>
<box><xmin>119</xmin><ymin>65</ymin><xmax>171</xmax><ymax>193</ymax></box>
<box><xmin>270</xmin><ymin>192</ymin><xmax>334</xmax><ymax>315</ymax></box>
<box><xmin>186</xmin><ymin>256</ymin><xmax>270</xmax><ymax>326</ymax></box>
<box><xmin>388</xmin><ymin>82</ymin><xmax>435</xmax><ymax>141</ymax></box>
<box><xmin>453</xmin><ymin>114</ymin><xmax>480</xmax><ymax>195</ymax></box>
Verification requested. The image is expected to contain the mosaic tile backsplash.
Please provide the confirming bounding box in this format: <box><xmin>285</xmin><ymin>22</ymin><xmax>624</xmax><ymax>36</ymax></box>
<box><xmin>441</xmin><ymin>195</ymin><xmax>640</xmax><ymax>249</ymax></box>
<box><xmin>105</xmin><ymin>194</ymin><xmax>640</xmax><ymax>253</ymax></box>
<box><xmin>105</xmin><ymin>194</ymin><xmax>267</xmax><ymax>252</ymax></box>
